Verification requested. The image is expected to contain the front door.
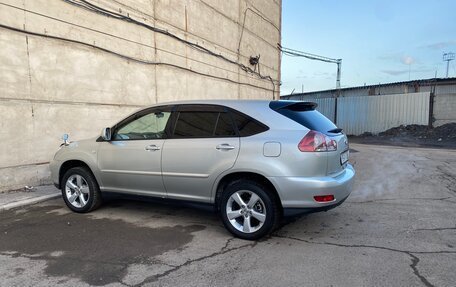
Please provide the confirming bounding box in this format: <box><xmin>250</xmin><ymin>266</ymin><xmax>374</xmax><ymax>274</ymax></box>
<box><xmin>97</xmin><ymin>106</ymin><xmax>172</xmax><ymax>196</ymax></box>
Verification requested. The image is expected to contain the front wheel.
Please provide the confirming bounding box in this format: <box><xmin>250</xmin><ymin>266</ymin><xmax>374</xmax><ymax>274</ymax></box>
<box><xmin>220</xmin><ymin>180</ymin><xmax>280</xmax><ymax>240</ymax></box>
<box><xmin>61</xmin><ymin>167</ymin><xmax>102</xmax><ymax>213</ymax></box>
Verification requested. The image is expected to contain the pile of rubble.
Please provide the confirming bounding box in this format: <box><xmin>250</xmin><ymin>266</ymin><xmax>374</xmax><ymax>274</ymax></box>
<box><xmin>350</xmin><ymin>123</ymin><xmax>456</xmax><ymax>148</ymax></box>
<box><xmin>378</xmin><ymin>123</ymin><xmax>456</xmax><ymax>142</ymax></box>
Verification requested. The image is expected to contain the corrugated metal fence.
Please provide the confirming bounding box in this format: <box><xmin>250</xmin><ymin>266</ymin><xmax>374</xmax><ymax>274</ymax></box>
<box><xmin>338</xmin><ymin>92</ymin><xmax>430</xmax><ymax>135</ymax></box>
<box><xmin>312</xmin><ymin>97</ymin><xmax>336</xmax><ymax>122</ymax></box>
<box><xmin>296</xmin><ymin>92</ymin><xmax>430</xmax><ymax>135</ymax></box>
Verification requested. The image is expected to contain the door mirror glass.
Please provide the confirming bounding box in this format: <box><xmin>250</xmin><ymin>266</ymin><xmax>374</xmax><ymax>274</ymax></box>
<box><xmin>101</xmin><ymin>127</ymin><xmax>111</xmax><ymax>141</ymax></box>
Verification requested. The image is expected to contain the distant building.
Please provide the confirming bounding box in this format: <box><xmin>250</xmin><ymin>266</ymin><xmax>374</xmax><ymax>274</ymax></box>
<box><xmin>281</xmin><ymin>77</ymin><xmax>456</xmax><ymax>100</ymax></box>
<box><xmin>281</xmin><ymin>78</ymin><xmax>456</xmax><ymax>134</ymax></box>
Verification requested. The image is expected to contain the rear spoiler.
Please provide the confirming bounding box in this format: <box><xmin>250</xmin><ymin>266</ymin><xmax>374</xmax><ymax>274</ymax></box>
<box><xmin>269</xmin><ymin>101</ymin><xmax>318</xmax><ymax>111</ymax></box>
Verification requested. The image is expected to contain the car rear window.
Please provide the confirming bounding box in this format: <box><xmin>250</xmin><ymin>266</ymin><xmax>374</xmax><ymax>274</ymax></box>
<box><xmin>270</xmin><ymin>101</ymin><xmax>338</xmax><ymax>134</ymax></box>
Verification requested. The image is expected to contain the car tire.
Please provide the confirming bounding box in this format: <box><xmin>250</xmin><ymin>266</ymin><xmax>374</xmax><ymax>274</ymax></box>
<box><xmin>61</xmin><ymin>167</ymin><xmax>102</xmax><ymax>213</ymax></box>
<box><xmin>220</xmin><ymin>180</ymin><xmax>280</xmax><ymax>240</ymax></box>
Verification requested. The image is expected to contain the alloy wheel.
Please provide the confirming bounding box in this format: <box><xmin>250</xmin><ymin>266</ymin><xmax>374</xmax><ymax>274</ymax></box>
<box><xmin>225</xmin><ymin>190</ymin><xmax>266</xmax><ymax>233</ymax></box>
<box><xmin>65</xmin><ymin>174</ymin><xmax>90</xmax><ymax>208</ymax></box>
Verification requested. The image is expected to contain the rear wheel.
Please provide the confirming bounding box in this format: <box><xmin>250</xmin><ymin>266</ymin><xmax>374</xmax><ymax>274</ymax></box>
<box><xmin>61</xmin><ymin>167</ymin><xmax>102</xmax><ymax>213</ymax></box>
<box><xmin>220</xmin><ymin>180</ymin><xmax>279</xmax><ymax>240</ymax></box>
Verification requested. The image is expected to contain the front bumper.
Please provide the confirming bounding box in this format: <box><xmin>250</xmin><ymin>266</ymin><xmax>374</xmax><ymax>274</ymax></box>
<box><xmin>268</xmin><ymin>164</ymin><xmax>355</xmax><ymax>209</ymax></box>
<box><xmin>49</xmin><ymin>159</ymin><xmax>62</xmax><ymax>189</ymax></box>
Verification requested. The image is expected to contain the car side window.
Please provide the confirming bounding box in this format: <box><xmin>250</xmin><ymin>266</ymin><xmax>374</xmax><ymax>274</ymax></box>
<box><xmin>172</xmin><ymin>106</ymin><xmax>236</xmax><ymax>138</ymax></box>
<box><xmin>230</xmin><ymin>110</ymin><xmax>269</xmax><ymax>137</ymax></box>
<box><xmin>215</xmin><ymin>112</ymin><xmax>237</xmax><ymax>136</ymax></box>
<box><xmin>174</xmin><ymin>112</ymin><xmax>218</xmax><ymax>137</ymax></box>
<box><xmin>113</xmin><ymin>110</ymin><xmax>172</xmax><ymax>140</ymax></box>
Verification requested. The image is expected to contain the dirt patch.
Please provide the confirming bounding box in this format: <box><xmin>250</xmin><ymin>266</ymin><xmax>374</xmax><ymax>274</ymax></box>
<box><xmin>349</xmin><ymin>123</ymin><xmax>456</xmax><ymax>149</ymax></box>
<box><xmin>0</xmin><ymin>204</ymin><xmax>205</xmax><ymax>286</ymax></box>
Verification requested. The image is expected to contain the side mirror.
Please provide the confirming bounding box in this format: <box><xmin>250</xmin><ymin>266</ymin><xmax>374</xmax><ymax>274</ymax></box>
<box><xmin>62</xmin><ymin>133</ymin><xmax>69</xmax><ymax>143</ymax></box>
<box><xmin>61</xmin><ymin>133</ymin><xmax>70</xmax><ymax>146</ymax></box>
<box><xmin>101</xmin><ymin>127</ymin><xmax>111</xmax><ymax>141</ymax></box>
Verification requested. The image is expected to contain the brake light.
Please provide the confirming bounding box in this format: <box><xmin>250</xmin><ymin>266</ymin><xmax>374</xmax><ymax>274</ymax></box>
<box><xmin>314</xmin><ymin>195</ymin><xmax>335</xmax><ymax>202</ymax></box>
<box><xmin>298</xmin><ymin>130</ymin><xmax>338</xmax><ymax>152</ymax></box>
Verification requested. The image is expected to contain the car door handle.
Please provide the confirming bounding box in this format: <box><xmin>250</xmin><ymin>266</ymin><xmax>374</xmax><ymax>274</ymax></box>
<box><xmin>216</xmin><ymin>144</ymin><xmax>235</xmax><ymax>151</ymax></box>
<box><xmin>145</xmin><ymin>144</ymin><xmax>161</xmax><ymax>151</ymax></box>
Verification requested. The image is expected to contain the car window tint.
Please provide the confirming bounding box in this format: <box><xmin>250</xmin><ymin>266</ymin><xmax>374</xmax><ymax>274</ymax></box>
<box><xmin>215</xmin><ymin>112</ymin><xmax>236</xmax><ymax>136</ymax></box>
<box><xmin>231</xmin><ymin>111</ymin><xmax>268</xmax><ymax>137</ymax></box>
<box><xmin>275</xmin><ymin>109</ymin><xmax>337</xmax><ymax>134</ymax></box>
<box><xmin>114</xmin><ymin>111</ymin><xmax>171</xmax><ymax>140</ymax></box>
<box><xmin>174</xmin><ymin>112</ymin><xmax>218</xmax><ymax>137</ymax></box>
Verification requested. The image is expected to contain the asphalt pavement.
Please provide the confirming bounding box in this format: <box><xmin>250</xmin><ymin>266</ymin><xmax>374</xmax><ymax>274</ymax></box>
<box><xmin>1</xmin><ymin>143</ymin><xmax>455</xmax><ymax>287</ymax></box>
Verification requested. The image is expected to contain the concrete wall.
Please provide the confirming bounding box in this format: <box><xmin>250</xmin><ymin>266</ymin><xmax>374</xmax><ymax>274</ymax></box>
<box><xmin>434</xmin><ymin>94</ymin><xmax>456</xmax><ymax>127</ymax></box>
<box><xmin>0</xmin><ymin>0</ymin><xmax>282</xmax><ymax>192</ymax></box>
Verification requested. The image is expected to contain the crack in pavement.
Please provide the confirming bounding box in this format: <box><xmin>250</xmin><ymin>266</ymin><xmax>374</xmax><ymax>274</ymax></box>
<box><xmin>272</xmin><ymin>234</ymin><xmax>456</xmax><ymax>255</ymax></box>
<box><xmin>348</xmin><ymin>197</ymin><xmax>455</xmax><ymax>204</ymax></box>
<box><xmin>272</xmin><ymin>234</ymin><xmax>456</xmax><ymax>287</ymax></box>
<box><xmin>414</xmin><ymin>227</ymin><xmax>456</xmax><ymax>231</ymax></box>
<box><xmin>436</xmin><ymin>165</ymin><xmax>456</xmax><ymax>194</ymax></box>
<box><xmin>220</xmin><ymin>237</ymin><xmax>237</xmax><ymax>251</ymax></box>
<box><xmin>409</xmin><ymin>254</ymin><xmax>433</xmax><ymax>287</ymax></box>
<box><xmin>128</xmin><ymin>238</ymin><xmax>256</xmax><ymax>286</ymax></box>
<box><xmin>2</xmin><ymin>237</ymin><xmax>253</xmax><ymax>287</ymax></box>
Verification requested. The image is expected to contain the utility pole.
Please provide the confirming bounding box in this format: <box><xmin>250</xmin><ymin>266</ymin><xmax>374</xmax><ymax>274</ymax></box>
<box><xmin>279</xmin><ymin>45</ymin><xmax>342</xmax><ymax>90</ymax></box>
<box><xmin>279</xmin><ymin>44</ymin><xmax>342</xmax><ymax>123</ymax></box>
<box><xmin>443</xmin><ymin>52</ymin><xmax>455</xmax><ymax>78</ymax></box>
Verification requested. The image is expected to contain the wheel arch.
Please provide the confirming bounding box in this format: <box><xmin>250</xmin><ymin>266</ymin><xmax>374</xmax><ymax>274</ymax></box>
<box><xmin>214</xmin><ymin>171</ymin><xmax>283</xmax><ymax>213</ymax></box>
<box><xmin>59</xmin><ymin>160</ymin><xmax>99</xmax><ymax>189</ymax></box>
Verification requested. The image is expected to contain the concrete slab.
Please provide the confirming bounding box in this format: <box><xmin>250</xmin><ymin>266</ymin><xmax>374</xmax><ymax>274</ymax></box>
<box><xmin>0</xmin><ymin>185</ymin><xmax>60</xmax><ymax>211</ymax></box>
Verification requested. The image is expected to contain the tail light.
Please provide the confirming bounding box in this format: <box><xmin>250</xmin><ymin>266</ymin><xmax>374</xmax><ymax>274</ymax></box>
<box><xmin>298</xmin><ymin>130</ymin><xmax>338</xmax><ymax>152</ymax></box>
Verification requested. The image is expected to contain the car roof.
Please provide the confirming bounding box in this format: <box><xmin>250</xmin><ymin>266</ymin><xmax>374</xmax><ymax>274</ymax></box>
<box><xmin>156</xmin><ymin>99</ymin><xmax>298</xmax><ymax>106</ymax></box>
<box><xmin>118</xmin><ymin>100</ymin><xmax>306</xmax><ymax>131</ymax></box>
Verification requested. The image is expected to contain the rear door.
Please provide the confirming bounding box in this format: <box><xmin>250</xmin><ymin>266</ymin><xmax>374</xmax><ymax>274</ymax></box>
<box><xmin>161</xmin><ymin>104</ymin><xmax>240</xmax><ymax>203</ymax></box>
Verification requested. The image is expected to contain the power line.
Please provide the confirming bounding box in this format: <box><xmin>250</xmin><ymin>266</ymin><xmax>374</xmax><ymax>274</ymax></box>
<box><xmin>279</xmin><ymin>44</ymin><xmax>342</xmax><ymax>90</ymax></box>
<box><xmin>91</xmin><ymin>0</ymin><xmax>280</xmax><ymax>57</ymax></box>
<box><xmin>61</xmin><ymin>0</ymin><xmax>277</xmax><ymax>90</ymax></box>
<box><xmin>0</xmin><ymin>24</ymin><xmax>274</xmax><ymax>93</ymax></box>
<box><xmin>0</xmin><ymin>2</ymin><xmax>273</xmax><ymax>84</ymax></box>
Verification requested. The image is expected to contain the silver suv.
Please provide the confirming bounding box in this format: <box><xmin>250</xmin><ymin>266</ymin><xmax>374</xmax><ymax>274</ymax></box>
<box><xmin>50</xmin><ymin>100</ymin><xmax>355</xmax><ymax>240</ymax></box>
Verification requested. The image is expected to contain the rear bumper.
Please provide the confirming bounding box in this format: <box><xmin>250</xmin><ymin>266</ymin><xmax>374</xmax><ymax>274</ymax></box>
<box><xmin>283</xmin><ymin>195</ymin><xmax>349</xmax><ymax>217</ymax></box>
<box><xmin>268</xmin><ymin>164</ymin><xmax>355</xmax><ymax>209</ymax></box>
